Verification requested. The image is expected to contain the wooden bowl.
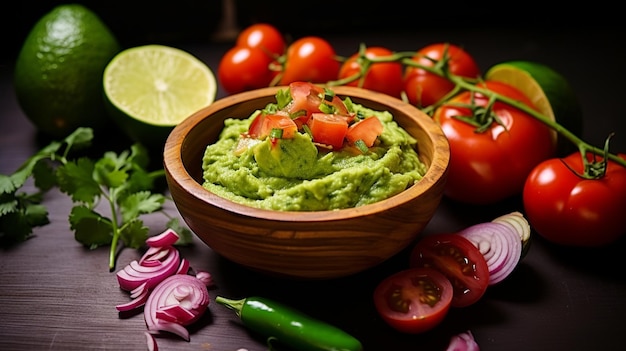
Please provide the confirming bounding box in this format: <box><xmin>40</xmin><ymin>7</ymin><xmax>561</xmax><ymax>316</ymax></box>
<box><xmin>163</xmin><ymin>86</ymin><xmax>450</xmax><ymax>279</ymax></box>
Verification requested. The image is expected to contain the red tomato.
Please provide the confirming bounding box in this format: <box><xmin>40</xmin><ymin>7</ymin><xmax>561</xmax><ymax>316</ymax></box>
<box><xmin>218</xmin><ymin>46</ymin><xmax>276</xmax><ymax>95</ymax></box>
<box><xmin>373</xmin><ymin>267</ymin><xmax>453</xmax><ymax>334</ymax></box>
<box><xmin>236</xmin><ymin>23</ymin><xmax>286</xmax><ymax>57</ymax></box>
<box><xmin>279</xmin><ymin>37</ymin><xmax>340</xmax><ymax>85</ymax></box>
<box><xmin>307</xmin><ymin>113</ymin><xmax>349</xmax><ymax>149</ymax></box>
<box><xmin>433</xmin><ymin>80</ymin><xmax>555</xmax><ymax>204</ymax></box>
<box><xmin>345</xmin><ymin>116</ymin><xmax>383</xmax><ymax>147</ymax></box>
<box><xmin>287</xmin><ymin>81</ymin><xmax>350</xmax><ymax>127</ymax></box>
<box><xmin>404</xmin><ymin>43</ymin><xmax>480</xmax><ymax>108</ymax></box>
<box><xmin>338</xmin><ymin>46</ymin><xmax>404</xmax><ymax>98</ymax></box>
<box><xmin>523</xmin><ymin>152</ymin><xmax>626</xmax><ymax>247</ymax></box>
<box><xmin>410</xmin><ymin>233</ymin><xmax>489</xmax><ymax>308</ymax></box>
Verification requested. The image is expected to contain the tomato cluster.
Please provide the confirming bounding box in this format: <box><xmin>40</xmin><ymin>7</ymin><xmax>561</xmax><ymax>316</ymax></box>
<box><xmin>220</xmin><ymin>23</ymin><xmax>626</xmax><ymax>248</ymax></box>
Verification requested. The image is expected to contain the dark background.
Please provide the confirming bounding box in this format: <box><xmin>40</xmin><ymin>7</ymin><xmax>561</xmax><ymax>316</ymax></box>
<box><xmin>4</xmin><ymin>0</ymin><xmax>622</xmax><ymax>63</ymax></box>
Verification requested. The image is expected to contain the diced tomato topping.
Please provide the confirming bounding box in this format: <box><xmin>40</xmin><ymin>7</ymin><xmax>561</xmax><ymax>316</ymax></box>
<box><xmin>345</xmin><ymin>116</ymin><xmax>384</xmax><ymax>147</ymax></box>
<box><xmin>261</xmin><ymin>113</ymin><xmax>298</xmax><ymax>139</ymax></box>
<box><xmin>247</xmin><ymin>113</ymin><xmax>266</xmax><ymax>138</ymax></box>
<box><xmin>287</xmin><ymin>82</ymin><xmax>349</xmax><ymax>125</ymax></box>
<box><xmin>307</xmin><ymin>113</ymin><xmax>349</xmax><ymax>149</ymax></box>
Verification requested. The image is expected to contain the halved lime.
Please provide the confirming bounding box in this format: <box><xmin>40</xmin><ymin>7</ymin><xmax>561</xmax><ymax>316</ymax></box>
<box><xmin>103</xmin><ymin>44</ymin><xmax>217</xmax><ymax>147</ymax></box>
<box><xmin>485</xmin><ymin>60</ymin><xmax>583</xmax><ymax>155</ymax></box>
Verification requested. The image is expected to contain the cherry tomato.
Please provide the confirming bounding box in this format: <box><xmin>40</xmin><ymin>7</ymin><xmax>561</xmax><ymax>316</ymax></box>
<box><xmin>410</xmin><ymin>233</ymin><xmax>489</xmax><ymax>308</ymax></box>
<box><xmin>279</xmin><ymin>36</ymin><xmax>340</xmax><ymax>85</ymax></box>
<box><xmin>523</xmin><ymin>152</ymin><xmax>626</xmax><ymax>247</ymax></box>
<box><xmin>373</xmin><ymin>267</ymin><xmax>453</xmax><ymax>334</ymax></box>
<box><xmin>218</xmin><ymin>46</ymin><xmax>276</xmax><ymax>95</ymax></box>
<box><xmin>433</xmin><ymin>80</ymin><xmax>555</xmax><ymax>204</ymax></box>
<box><xmin>338</xmin><ymin>46</ymin><xmax>403</xmax><ymax>98</ymax></box>
<box><xmin>404</xmin><ymin>43</ymin><xmax>480</xmax><ymax>108</ymax></box>
<box><xmin>236</xmin><ymin>23</ymin><xmax>286</xmax><ymax>57</ymax></box>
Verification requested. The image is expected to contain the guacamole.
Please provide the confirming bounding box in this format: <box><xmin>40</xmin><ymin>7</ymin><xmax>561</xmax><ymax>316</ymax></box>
<box><xmin>201</xmin><ymin>102</ymin><xmax>427</xmax><ymax>211</ymax></box>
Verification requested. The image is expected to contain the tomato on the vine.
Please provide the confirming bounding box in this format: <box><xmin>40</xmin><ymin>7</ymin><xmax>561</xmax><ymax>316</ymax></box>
<box><xmin>410</xmin><ymin>233</ymin><xmax>489</xmax><ymax>308</ymax></box>
<box><xmin>279</xmin><ymin>36</ymin><xmax>340</xmax><ymax>85</ymax></box>
<box><xmin>235</xmin><ymin>23</ymin><xmax>286</xmax><ymax>57</ymax></box>
<box><xmin>218</xmin><ymin>45</ymin><xmax>277</xmax><ymax>95</ymax></box>
<box><xmin>338</xmin><ymin>46</ymin><xmax>403</xmax><ymax>98</ymax></box>
<box><xmin>433</xmin><ymin>80</ymin><xmax>555</xmax><ymax>204</ymax></box>
<box><xmin>523</xmin><ymin>152</ymin><xmax>626</xmax><ymax>247</ymax></box>
<box><xmin>373</xmin><ymin>267</ymin><xmax>453</xmax><ymax>334</ymax></box>
<box><xmin>404</xmin><ymin>43</ymin><xmax>480</xmax><ymax>108</ymax></box>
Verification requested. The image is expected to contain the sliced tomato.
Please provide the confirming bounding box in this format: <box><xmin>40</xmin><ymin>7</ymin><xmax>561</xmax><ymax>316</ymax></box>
<box><xmin>409</xmin><ymin>233</ymin><xmax>489</xmax><ymax>308</ymax></box>
<box><xmin>306</xmin><ymin>113</ymin><xmax>348</xmax><ymax>149</ymax></box>
<box><xmin>373</xmin><ymin>267</ymin><xmax>453</xmax><ymax>334</ymax></box>
<box><xmin>287</xmin><ymin>81</ymin><xmax>349</xmax><ymax>126</ymax></box>
<box><xmin>345</xmin><ymin>116</ymin><xmax>383</xmax><ymax>147</ymax></box>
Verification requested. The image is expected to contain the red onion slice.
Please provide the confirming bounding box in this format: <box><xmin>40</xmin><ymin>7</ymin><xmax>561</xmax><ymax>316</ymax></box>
<box><xmin>446</xmin><ymin>330</ymin><xmax>480</xmax><ymax>351</ymax></box>
<box><xmin>145</xmin><ymin>331</ymin><xmax>159</xmax><ymax>351</ymax></box>
<box><xmin>117</xmin><ymin>246</ymin><xmax>181</xmax><ymax>292</ymax></box>
<box><xmin>144</xmin><ymin>274</ymin><xmax>211</xmax><ymax>341</ymax></box>
<box><xmin>146</xmin><ymin>228</ymin><xmax>180</xmax><ymax>248</ymax></box>
<box><xmin>458</xmin><ymin>221</ymin><xmax>522</xmax><ymax>285</ymax></box>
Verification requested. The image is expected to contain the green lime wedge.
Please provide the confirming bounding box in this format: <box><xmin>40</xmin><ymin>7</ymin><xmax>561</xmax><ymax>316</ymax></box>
<box><xmin>103</xmin><ymin>44</ymin><xmax>217</xmax><ymax>147</ymax></box>
<box><xmin>485</xmin><ymin>60</ymin><xmax>583</xmax><ymax>155</ymax></box>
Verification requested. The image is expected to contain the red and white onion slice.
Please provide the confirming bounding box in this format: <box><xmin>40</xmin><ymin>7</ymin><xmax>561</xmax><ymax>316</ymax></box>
<box><xmin>145</xmin><ymin>331</ymin><xmax>158</xmax><ymax>351</ymax></box>
<box><xmin>115</xmin><ymin>229</ymin><xmax>183</xmax><ymax>311</ymax></box>
<box><xmin>458</xmin><ymin>221</ymin><xmax>522</xmax><ymax>285</ymax></box>
<box><xmin>446</xmin><ymin>330</ymin><xmax>480</xmax><ymax>351</ymax></box>
<box><xmin>144</xmin><ymin>274</ymin><xmax>211</xmax><ymax>341</ymax></box>
<box><xmin>492</xmin><ymin>211</ymin><xmax>532</xmax><ymax>257</ymax></box>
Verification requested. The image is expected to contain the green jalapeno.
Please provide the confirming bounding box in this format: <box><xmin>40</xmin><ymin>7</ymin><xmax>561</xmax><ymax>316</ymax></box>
<box><xmin>216</xmin><ymin>296</ymin><xmax>363</xmax><ymax>351</ymax></box>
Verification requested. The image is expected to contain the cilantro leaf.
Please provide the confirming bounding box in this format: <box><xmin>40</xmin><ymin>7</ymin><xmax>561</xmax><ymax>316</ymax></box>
<box><xmin>120</xmin><ymin>191</ymin><xmax>165</xmax><ymax>223</ymax></box>
<box><xmin>56</xmin><ymin>158</ymin><xmax>101</xmax><ymax>205</ymax></box>
<box><xmin>69</xmin><ymin>205</ymin><xmax>112</xmax><ymax>248</ymax></box>
<box><xmin>120</xmin><ymin>218</ymin><xmax>149</xmax><ymax>249</ymax></box>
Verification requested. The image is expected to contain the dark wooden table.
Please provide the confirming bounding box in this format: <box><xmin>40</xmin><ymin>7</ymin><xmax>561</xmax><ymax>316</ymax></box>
<box><xmin>1</xmin><ymin>26</ymin><xmax>625</xmax><ymax>351</ymax></box>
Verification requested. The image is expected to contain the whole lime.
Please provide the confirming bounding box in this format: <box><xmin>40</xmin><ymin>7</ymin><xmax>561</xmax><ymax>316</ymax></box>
<box><xmin>14</xmin><ymin>4</ymin><xmax>121</xmax><ymax>139</ymax></box>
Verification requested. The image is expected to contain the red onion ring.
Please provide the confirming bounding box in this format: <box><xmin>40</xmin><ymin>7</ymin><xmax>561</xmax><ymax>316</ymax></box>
<box><xmin>144</xmin><ymin>274</ymin><xmax>210</xmax><ymax>341</ymax></box>
<box><xmin>458</xmin><ymin>221</ymin><xmax>522</xmax><ymax>285</ymax></box>
<box><xmin>446</xmin><ymin>330</ymin><xmax>480</xmax><ymax>351</ymax></box>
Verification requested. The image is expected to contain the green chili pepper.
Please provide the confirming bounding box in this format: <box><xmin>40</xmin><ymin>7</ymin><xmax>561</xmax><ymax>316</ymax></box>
<box><xmin>216</xmin><ymin>296</ymin><xmax>363</xmax><ymax>351</ymax></box>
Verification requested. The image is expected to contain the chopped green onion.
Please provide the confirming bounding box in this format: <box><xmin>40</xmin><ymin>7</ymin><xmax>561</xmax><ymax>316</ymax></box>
<box><xmin>270</xmin><ymin>128</ymin><xmax>283</xmax><ymax>139</ymax></box>
<box><xmin>302</xmin><ymin>124</ymin><xmax>312</xmax><ymax>138</ymax></box>
<box><xmin>319</xmin><ymin>103</ymin><xmax>335</xmax><ymax>114</ymax></box>
<box><xmin>355</xmin><ymin>139</ymin><xmax>369</xmax><ymax>154</ymax></box>
<box><xmin>290</xmin><ymin>110</ymin><xmax>307</xmax><ymax>119</ymax></box>
<box><xmin>323</xmin><ymin>87</ymin><xmax>335</xmax><ymax>101</ymax></box>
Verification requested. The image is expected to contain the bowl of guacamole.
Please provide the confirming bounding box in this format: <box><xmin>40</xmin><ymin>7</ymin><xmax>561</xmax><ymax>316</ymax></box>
<box><xmin>164</xmin><ymin>84</ymin><xmax>450</xmax><ymax>279</ymax></box>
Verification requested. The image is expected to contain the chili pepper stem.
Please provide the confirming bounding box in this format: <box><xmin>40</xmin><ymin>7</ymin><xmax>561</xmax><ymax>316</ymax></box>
<box><xmin>215</xmin><ymin>296</ymin><xmax>245</xmax><ymax>317</ymax></box>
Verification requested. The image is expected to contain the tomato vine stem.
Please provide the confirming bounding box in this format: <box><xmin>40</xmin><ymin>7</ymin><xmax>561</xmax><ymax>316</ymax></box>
<box><xmin>327</xmin><ymin>47</ymin><xmax>626</xmax><ymax>171</ymax></box>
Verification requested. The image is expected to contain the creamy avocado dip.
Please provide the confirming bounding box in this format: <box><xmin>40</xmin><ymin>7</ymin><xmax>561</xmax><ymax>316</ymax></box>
<box><xmin>201</xmin><ymin>100</ymin><xmax>426</xmax><ymax>211</ymax></box>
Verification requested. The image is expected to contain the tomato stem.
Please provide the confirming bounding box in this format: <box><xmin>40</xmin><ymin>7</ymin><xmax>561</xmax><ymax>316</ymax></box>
<box><xmin>326</xmin><ymin>47</ymin><xmax>626</xmax><ymax>171</ymax></box>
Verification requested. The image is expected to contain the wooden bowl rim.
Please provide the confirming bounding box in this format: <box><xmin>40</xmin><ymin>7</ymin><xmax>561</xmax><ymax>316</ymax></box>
<box><xmin>164</xmin><ymin>85</ymin><xmax>449</xmax><ymax>222</ymax></box>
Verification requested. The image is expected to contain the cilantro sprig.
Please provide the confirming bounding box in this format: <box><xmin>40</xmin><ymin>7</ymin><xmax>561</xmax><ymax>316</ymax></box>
<box><xmin>0</xmin><ymin>127</ymin><xmax>192</xmax><ymax>271</ymax></box>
